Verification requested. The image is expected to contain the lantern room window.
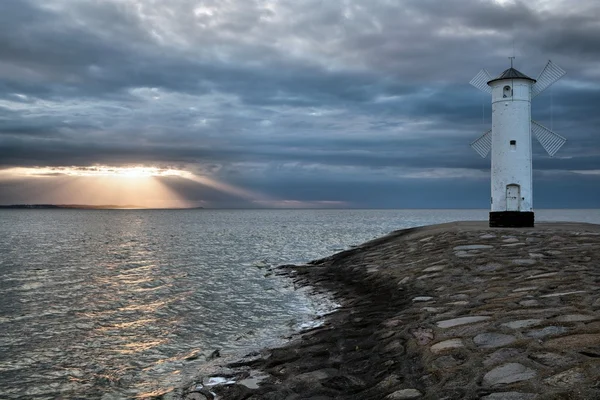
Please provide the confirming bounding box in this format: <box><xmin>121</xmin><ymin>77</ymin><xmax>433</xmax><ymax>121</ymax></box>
<box><xmin>503</xmin><ymin>85</ymin><xmax>513</xmax><ymax>98</ymax></box>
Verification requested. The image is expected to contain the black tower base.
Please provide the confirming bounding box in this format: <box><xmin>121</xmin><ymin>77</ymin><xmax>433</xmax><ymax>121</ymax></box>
<box><xmin>489</xmin><ymin>212</ymin><xmax>534</xmax><ymax>228</ymax></box>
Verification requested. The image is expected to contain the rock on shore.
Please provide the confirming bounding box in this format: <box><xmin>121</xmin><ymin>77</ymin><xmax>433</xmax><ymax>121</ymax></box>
<box><xmin>182</xmin><ymin>221</ymin><xmax>600</xmax><ymax>400</ymax></box>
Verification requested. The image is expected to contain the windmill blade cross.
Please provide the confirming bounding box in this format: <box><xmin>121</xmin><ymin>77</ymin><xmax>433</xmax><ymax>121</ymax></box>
<box><xmin>531</xmin><ymin>60</ymin><xmax>566</xmax><ymax>98</ymax></box>
<box><xmin>470</xmin><ymin>130</ymin><xmax>492</xmax><ymax>158</ymax></box>
<box><xmin>469</xmin><ymin>69</ymin><xmax>492</xmax><ymax>94</ymax></box>
<box><xmin>531</xmin><ymin>120</ymin><xmax>566</xmax><ymax>157</ymax></box>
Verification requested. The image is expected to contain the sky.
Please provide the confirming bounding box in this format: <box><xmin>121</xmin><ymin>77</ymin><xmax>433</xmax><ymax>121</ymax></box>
<box><xmin>0</xmin><ymin>0</ymin><xmax>599</xmax><ymax>208</ymax></box>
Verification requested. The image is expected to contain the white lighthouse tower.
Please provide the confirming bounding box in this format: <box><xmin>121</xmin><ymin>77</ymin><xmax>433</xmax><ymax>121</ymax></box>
<box><xmin>469</xmin><ymin>59</ymin><xmax>567</xmax><ymax>227</ymax></box>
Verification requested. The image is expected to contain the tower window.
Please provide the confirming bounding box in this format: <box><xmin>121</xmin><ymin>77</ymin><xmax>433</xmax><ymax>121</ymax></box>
<box><xmin>503</xmin><ymin>85</ymin><xmax>512</xmax><ymax>98</ymax></box>
<box><xmin>510</xmin><ymin>140</ymin><xmax>516</xmax><ymax>151</ymax></box>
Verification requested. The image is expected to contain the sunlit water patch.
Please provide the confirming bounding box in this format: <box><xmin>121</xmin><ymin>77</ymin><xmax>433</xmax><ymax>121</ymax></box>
<box><xmin>0</xmin><ymin>209</ymin><xmax>597</xmax><ymax>398</ymax></box>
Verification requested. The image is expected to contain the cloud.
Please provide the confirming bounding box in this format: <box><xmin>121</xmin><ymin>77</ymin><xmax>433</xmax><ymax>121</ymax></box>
<box><xmin>0</xmin><ymin>0</ymin><xmax>598</xmax><ymax>207</ymax></box>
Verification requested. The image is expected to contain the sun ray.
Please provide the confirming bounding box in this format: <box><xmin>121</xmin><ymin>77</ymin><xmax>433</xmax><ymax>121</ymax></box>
<box><xmin>0</xmin><ymin>166</ymin><xmax>346</xmax><ymax>208</ymax></box>
<box><xmin>177</xmin><ymin>173</ymin><xmax>270</xmax><ymax>202</ymax></box>
<box><xmin>0</xmin><ymin>166</ymin><xmax>193</xmax><ymax>208</ymax></box>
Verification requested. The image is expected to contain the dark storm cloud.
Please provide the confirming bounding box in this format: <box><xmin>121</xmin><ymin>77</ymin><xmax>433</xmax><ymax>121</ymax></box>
<box><xmin>0</xmin><ymin>0</ymin><xmax>599</xmax><ymax>207</ymax></box>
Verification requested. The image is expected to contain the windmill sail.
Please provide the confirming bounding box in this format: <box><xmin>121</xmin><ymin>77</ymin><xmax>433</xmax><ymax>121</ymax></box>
<box><xmin>531</xmin><ymin>60</ymin><xmax>566</xmax><ymax>98</ymax></box>
<box><xmin>470</xmin><ymin>130</ymin><xmax>492</xmax><ymax>158</ymax></box>
<box><xmin>532</xmin><ymin>120</ymin><xmax>566</xmax><ymax>157</ymax></box>
<box><xmin>469</xmin><ymin>69</ymin><xmax>492</xmax><ymax>94</ymax></box>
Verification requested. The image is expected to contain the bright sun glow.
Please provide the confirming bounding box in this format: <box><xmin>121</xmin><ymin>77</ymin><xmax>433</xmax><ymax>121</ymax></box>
<box><xmin>0</xmin><ymin>165</ymin><xmax>346</xmax><ymax>209</ymax></box>
<box><xmin>0</xmin><ymin>166</ymin><xmax>270</xmax><ymax>208</ymax></box>
<box><xmin>8</xmin><ymin>166</ymin><xmax>192</xmax><ymax>179</ymax></box>
<box><xmin>5</xmin><ymin>166</ymin><xmax>264</xmax><ymax>200</ymax></box>
<box><xmin>0</xmin><ymin>166</ymin><xmax>195</xmax><ymax>208</ymax></box>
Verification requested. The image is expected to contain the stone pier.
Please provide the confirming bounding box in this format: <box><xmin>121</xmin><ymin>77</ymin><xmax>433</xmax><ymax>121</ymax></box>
<box><xmin>182</xmin><ymin>221</ymin><xmax>600</xmax><ymax>400</ymax></box>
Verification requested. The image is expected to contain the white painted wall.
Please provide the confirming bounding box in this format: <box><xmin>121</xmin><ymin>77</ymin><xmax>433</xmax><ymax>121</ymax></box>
<box><xmin>489</xmin><ymin>78</ymin><xmax>533</xmax><ymax>212</ymax></box>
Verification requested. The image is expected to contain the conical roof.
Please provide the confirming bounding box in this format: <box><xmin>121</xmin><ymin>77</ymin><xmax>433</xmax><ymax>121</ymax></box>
<box><xmin>487</xmin><ymin>67</ymin><xmax>536</xmax><ymax>85</ymax></box>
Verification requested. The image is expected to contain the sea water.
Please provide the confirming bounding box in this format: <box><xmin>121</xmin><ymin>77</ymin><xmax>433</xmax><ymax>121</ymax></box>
<box><xmin>0</xmin><ymin>209</ymin><xmax>598</xmax><ymax>398</ymax></box>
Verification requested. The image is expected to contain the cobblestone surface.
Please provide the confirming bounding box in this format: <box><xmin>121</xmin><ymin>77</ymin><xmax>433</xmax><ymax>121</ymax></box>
<box><xmin>189</xmin><ymin>222</ymin><xmax>600</xmax><ymax>400</ymax></box>
<box><xmin>369</xmin><ymin>222</ymin><xmax>600</xmax><ymax>399</ymax></box>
